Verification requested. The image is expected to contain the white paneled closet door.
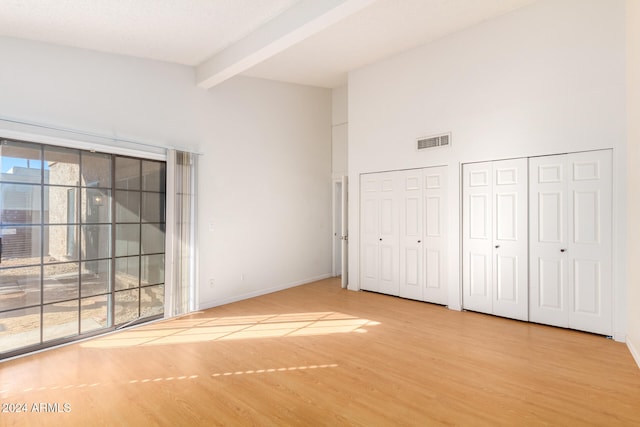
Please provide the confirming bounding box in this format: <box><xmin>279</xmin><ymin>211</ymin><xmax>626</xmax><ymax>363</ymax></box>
<box><xmin>423</xmin><ymin>166</ymin><xmax>448</xmax><ymax>305</ymax></box>
<box><xmin>360</xmin><ymin>172</ymin><xmax>400</xmax><ymax>296</ymax></box>
<box><xmin>361</xmin><ymin>174</ymin><xmax>380</xmax><ymax>292</ymax></box>
<box><xmin>529</xmin><ymin>150</ymin><xmax>612</xmax><ymax>335</ymax></box>
<box><xmin>398</xmin><ymin>166</ymin><xmax>449</xmax><ymax>304</ymax></box>
<box><xmin>399</xmin><ymin>169</ymin><xmax>424</xmax><ymax>300</ymax></box>
<box><xmin>362</xmin><ymin>167</ymin><xmax>448</xmax><ymax>303</ymax></box>
<box><xmin>492</xmin><ymin>159</ymin><xmax>528</xmax><ymax>321</ymax></box>
<box><xmin>462</xmin><ymin>162</ymin><xmax>494</xmax><ymax>314</ymax></box>
<box><xmin>462</xmin><ymin>159</ymin><xmax>528</xmax><ymax>320</ymax></box>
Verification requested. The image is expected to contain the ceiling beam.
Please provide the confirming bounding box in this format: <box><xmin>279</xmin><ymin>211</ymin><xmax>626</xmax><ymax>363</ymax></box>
<box><xmin>195</xmin><ymin>0</ymin><xmax>375</xmax><ymax>89</ymax></box>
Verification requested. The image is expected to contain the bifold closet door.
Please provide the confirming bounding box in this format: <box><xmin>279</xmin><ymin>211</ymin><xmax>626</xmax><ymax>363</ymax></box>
<box><xmin>399</xmin><ymin>169</ymin><xmax>423</xmax><ymax>300</ymax></box>
<box><xmin>462</xmin><ymin>158</ymin><xmax>528</xmax><ymax>321</ymax></box>
<box><xmin>529</xmin><ymin>150</ymin><xmax>612</xmax><ymax>335</ymax></box>
<box><xmin>422</xmin><ymin>167</ymin><xmax>448</xmax><ymax>305</ymax></box>
<box><xmin>398</xmin><ymin>166</ymin><xmax>448</xmax><ymax>303</ymax></box>
<box><xmin>360</xmin><ymin>172</ymin><xmax>400</xmax><ymax>295</ymax></box>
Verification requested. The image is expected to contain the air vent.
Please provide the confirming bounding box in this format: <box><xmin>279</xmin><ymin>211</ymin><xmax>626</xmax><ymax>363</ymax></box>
<box><xmin>417</xmin><ymin>133</ymin><xmax>451</xmax><ymax>150</ymax></box>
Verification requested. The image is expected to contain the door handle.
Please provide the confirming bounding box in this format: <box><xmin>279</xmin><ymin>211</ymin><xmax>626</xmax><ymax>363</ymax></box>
<box><xmin>418</xmin><ymin>240</ymin><xmax>421</xmax><ymax>243</ymax></box>
<box><xmin>379</xmin><ymin>238</ymin><xmax>382</xmax><ymax>241</ymax></box>
<box><xmin>561</xmin><ymin>248</ymin><xmax>566</xmax><ymax>253</ymax></box>
<box><xmin>495</xmin><ymin>245</ymin><xmax>500</xmax><ymax>249</ymax></box>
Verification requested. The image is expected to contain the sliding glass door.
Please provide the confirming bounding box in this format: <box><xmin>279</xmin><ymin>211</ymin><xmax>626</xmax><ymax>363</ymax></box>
<box><xmin>0</xmin><ymin>138</ymin><xmax>165</xmax><ymax>358</ymax></box>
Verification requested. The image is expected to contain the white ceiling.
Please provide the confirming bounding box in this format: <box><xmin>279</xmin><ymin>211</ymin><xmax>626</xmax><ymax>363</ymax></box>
<box><xmin>0</xmin><ymin>0</ymin><xmax>536</xmax><ymax>89</ymax></box>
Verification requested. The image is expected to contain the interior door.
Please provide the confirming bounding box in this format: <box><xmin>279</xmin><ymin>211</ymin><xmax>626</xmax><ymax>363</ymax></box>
<box><xmin>360</xmin><ymin>174</ymin><xmax>379</xmax><ymax>292</ymax></box>
<box><xmin>399</xmin><ymin>169</ymin><xmax>423</xmax><ymax>300</ymax></box>
<box><xmin>566</xmin><ymin>150</ymin><xmax>612</xmax><ymax>335</ymax></box>
<box><xmin>423</xmin><ymin>166</ymin><xmax>448</xmax><ymax>305</ymax></box>
<box><xmin>333</xmin><ymin>180</ymin><xmax>342</xmax><ymax>277</ymax></box>
<box><xmin>530</xmin><ymin>150</ymin><xmax>613</xmax><ymax>335</ymax></box>
<box><xmin>492</xmin><ymin>158</ymin><xmax>528</xmax><ymax>321</ymax></box>
<box><xmin>341</xmin><ymin>176</ymin><xmax>348</xmax><ymax>289</ymax></box>
<box><xmin>462</xmin><ymin>162</ymin><xmax>493</xmax><ymax>314</ymax></box>
<box><xmin>529</xmin><ymin>154</ymin><xmax>568</xmax><ymax>328</ymax></box>
<box><xmin>377</xmin><ymin>172</ymin><xmax>400</xmax><ymax>296</ymax></box>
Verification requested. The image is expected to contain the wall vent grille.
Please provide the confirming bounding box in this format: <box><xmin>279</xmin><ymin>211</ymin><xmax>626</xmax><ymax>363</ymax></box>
<box><xmin>417</xmin><ymin>133</ymin><xmax>451</xmax><ymax>150</ymax></box>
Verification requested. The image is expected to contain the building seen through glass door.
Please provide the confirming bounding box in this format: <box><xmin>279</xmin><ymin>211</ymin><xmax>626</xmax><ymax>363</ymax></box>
<box><xmin>0</xmin><ymin>138</ymin><xmax>166</xmax><ymax>358</ymax></box>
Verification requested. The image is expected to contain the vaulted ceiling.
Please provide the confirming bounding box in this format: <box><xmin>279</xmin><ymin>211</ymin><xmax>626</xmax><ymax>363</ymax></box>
<box><xmin>0</xmin><ymin>0</ymin><xmax>536</xmax><ymax>89</ymax></box>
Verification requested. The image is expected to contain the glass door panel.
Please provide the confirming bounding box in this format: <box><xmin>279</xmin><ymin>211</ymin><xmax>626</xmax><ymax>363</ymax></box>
<box><xmin>141</xmin><ymin>254</ymin><xmax>164</xmax><ymax>286</ymax></box>
<box><xmin>115</xmin><ymin>256</ymin><xmax>139</xmax><ymax>290</ymax></box>
<box><xmin>141</xmin><ymin>224</ymin><xmax>165</xmax><ymax>254</ymax></box>
<box><xmin>115</xmin><ymin>289</ymin><xmax>139</xmax><ymax>325</ymax></box>
<box><xmin>0</xmin><ymin>266</ymin><xmax>41</xmax><ymax>311</ymax></box>
<box><xmin>0</xmin><ymin>306</ymin><xmax>41</xmax><ymax>353</ymax></box>
<box><xmin>115</xmin><ymin>190</ymin><xmax>140</xmax><ymax>222</ymax></box>
<box><xmin>81</xmin><ymin>225</ymin><xmax>112</xmax><ymax>260</ymax></box>
<box><xmin>0</xmin><ymin>140</ymin><xmax>42</xmax><ymax>184</ymax></box>
<box><xmin>115</xmin><ymin>224</ymin><xmax>140</xmax><ymax>257</ymax></box>
<box><xmin>0</xmin><ymin>184</ymin><xmax>42</xmax><ymax>224</ymax></box>
<box><xmin>81</xmin><ymin>259</ymin><xmax>111</xmax><ymax>297</ymax></box>
<box><xmin>142</xmin><ymin>160</ymin><xmax>165</xmax><ymax>192</ymax></box>
<box><xmin>115</xmin><ymin>157</ymin><xmax>141</xmax><ymax>190</ymax></box>
<box><xmin>44</xmin><ymin>146</ymin><xmax>80</xmax><ymax>186</ymax></box>
<box><xmin>43</xmin><ymin>262</ymin><xmax>79</xmax><ymax>303</ymax></box>
<box><xmin>141</xmin><ymin>284</ymin><xmax>164</xmax><ymax>317</ymax></box>
<box><xmin>80</xmin><ymin>294</ymin><xmax>110</xmax><ymax>333</ymax></box>
<box><xmin>81</xmin><ymin>152</ymin><xmax>111</xmax><ymax>188</ymax></box>
<box><xmin>0</xmin><ymin>141</ymin><xmax>166</xmax><ymax>358</ymax></box>
<box><xmin>141</xmin><ymin>192</ymin><xmax>165</xmax><ymax>223</ymax></box>
<box><xmin>43</xmin><ymin>300</ymin><xmax>79</xmax><ymax>341</ymax></box>
<box><xmin>82</xmin><ymin>188</ymin><xmax>111</xmax><ymax>223</ymax></box>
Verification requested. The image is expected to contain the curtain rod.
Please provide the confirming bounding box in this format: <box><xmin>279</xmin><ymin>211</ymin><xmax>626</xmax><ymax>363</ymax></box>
<box><xmin>0</xmin><ymin>115</ymin><xmax>203</xmax><ymax>155</ymax></box>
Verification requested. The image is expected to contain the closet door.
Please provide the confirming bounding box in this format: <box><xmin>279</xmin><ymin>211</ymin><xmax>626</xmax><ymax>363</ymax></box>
<box><xmin>423</xmin><ymin>166</ymin><xmax>448</xmax><ymax>305</ymax></box>
<box><xmin>397</xmin><ymin>166</ymin><xmax>449</xmax><ymax>303</ymax></box>
<box><xmin>492</xmin><ymin>158</ymin><xmax>528</xmax><ymax>321</ymax></box>
<box><xmin>463</xmin><ymin>159</ymin><xmax>528</xmax><ymax>320</ymax></box>
<box><xmin>529</xmin><ymin>154</ymin><xmax>568</xmax><ymax>327</ymax></box>
<box><xmin>462</xmin><ymin>162</ymin><xmax>494</xmax><ymax>314</ymax></box>
<box><xmin>568</xmin><ymin>150</ymin><xmax>612</xmax><ymax>335</ymax></box>
<box><xmin>529</xmin><ymin>151</ymin><xmax>612</xmax><ymax>335</ymax></box>
<box><xmin>360</xmin><ymin>172</ymin><xmax>400</xmax><ymax>295</ymax></box>
<box><xmin>399</xmin><ymin>169</ymin><xmax>423</xmax><ymax>300</ymax></box>
<box><xmin>360</xmin><ymin>174</ymin><xmax>380</xmax><ymax>292</ymax></box>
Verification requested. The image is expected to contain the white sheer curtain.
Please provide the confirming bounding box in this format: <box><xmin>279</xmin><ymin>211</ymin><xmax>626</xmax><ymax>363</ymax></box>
<box><xmin>165</xmin><ymin>149</ymin><xmax>197</xmax><ymax>317</ymax></box>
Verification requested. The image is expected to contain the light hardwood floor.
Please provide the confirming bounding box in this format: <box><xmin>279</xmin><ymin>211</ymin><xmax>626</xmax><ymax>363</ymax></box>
<box><xmin>1</xmin><ymin>277</ymin><xmax>639</xmax><ymax>426</ymax></box>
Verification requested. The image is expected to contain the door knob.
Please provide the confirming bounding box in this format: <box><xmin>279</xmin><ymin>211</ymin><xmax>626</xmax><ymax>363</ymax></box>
<box><xmin>379</xmin><ymin>238</ymin><xmax>382</xmax><ymax>241</ymax></box>
<box><xmin>561</xmin><ymin>248</ymin><xmax>566</xmax><ymax>252</ymax></box>
<box><xmin>418</xmin><ymin>240</ymin><xmax>421</xmax><ymax>243</ymax></box>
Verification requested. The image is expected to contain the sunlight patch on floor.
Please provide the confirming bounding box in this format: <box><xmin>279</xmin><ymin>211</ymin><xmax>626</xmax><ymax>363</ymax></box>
<box><xmin>81</xmin><ymin>312</ymin><xmax>380</xmax><ymax>349</ymax></box>
<box><xmin>6</xmin><ymin>364</ymin><xmax>340</xmax><ymax>396</ymax></box>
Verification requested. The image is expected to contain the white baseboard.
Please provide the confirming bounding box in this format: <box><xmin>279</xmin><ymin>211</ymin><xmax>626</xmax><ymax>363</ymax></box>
<box><xmin>627</xmin><ymin>336</ymin><xmax>640</xmax><ymax>369</ymax></box>
<box><xmin>198</xmin><ymin>273</ymin><xmax>332</xmax><ymax>310</ymax></box>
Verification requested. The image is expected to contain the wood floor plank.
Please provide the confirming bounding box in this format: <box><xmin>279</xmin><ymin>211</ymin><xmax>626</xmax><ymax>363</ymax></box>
<box><xmin>1</xmin><ymin>277</ymin><xmax>639</xmax><ymax>426</ymax></box>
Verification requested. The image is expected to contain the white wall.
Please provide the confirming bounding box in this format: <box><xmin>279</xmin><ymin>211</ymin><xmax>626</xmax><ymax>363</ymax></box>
<box><xmin>332</xmin><ymin>85</ymin><xmax>348</xmax><ymax>176</ymax></box>
<box><xmin>0</xmin><ymin>37</ymin><xmax>209</xmax><ymax>151</ymax></box>
<box><xmin>0</xmin><ymin>36</ymin><xmax>333</xmax><ymax>312</ymax></box>
<box><xmin>626</xmin><ymin>0</ymin><xmax>640</xmax><ymax>367</ymax></box>
<box><xmin>348</xmin><ymin>0</ymin><xmax>627</xmax><ymax>339</ymax></box>
<box><xmin>198</xmin><ymin>76</ymin><xmax>332</xmax><ymax>308</ymax></box>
